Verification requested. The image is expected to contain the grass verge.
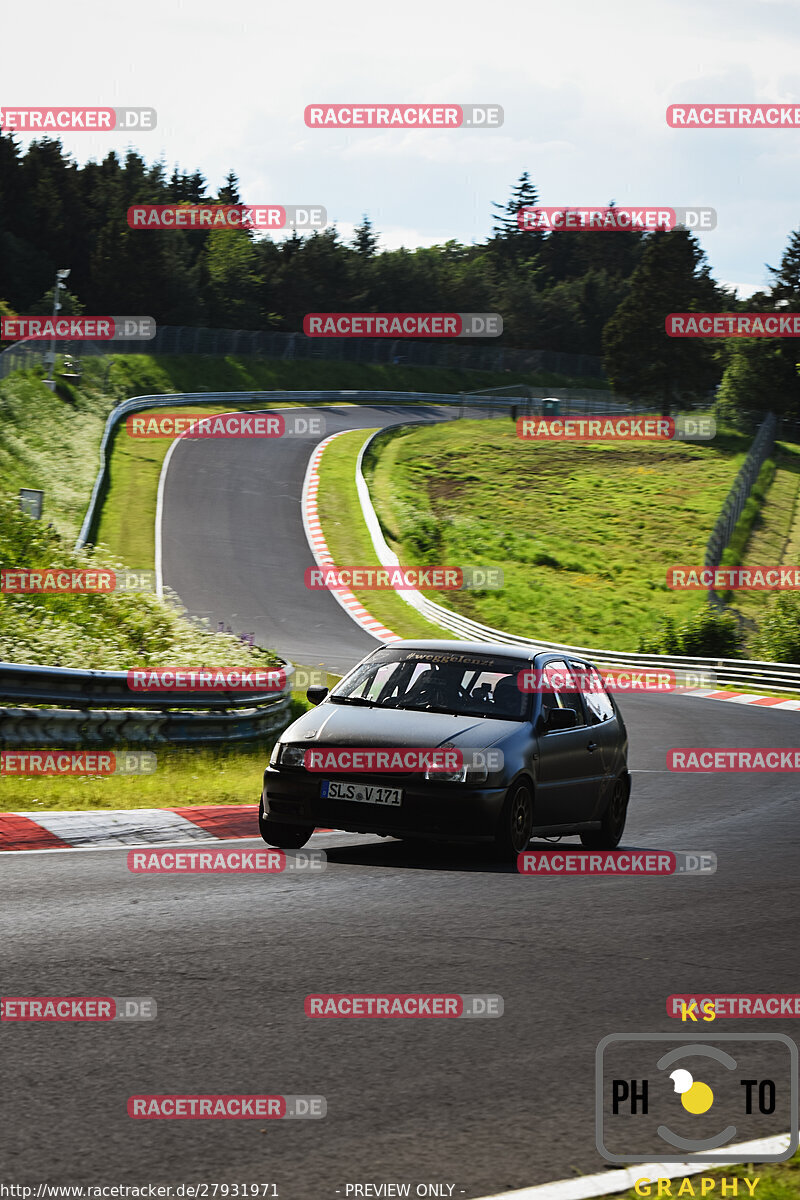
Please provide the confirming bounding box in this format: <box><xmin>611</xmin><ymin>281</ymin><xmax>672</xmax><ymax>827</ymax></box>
<box><xmin>356</xmin><ymin>419</ymin><xmax>757</xmax><ymax>652</ymax></box>
<box><xmin>0</xmin><ymin>741</ymin><xmax>272</xmax><ymax>811</ymax></box>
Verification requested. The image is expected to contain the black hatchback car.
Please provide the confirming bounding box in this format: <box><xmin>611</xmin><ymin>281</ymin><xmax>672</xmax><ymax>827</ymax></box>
<box><xmin>260</xmin><ymin>640</ymin><xmax>630</xmax><ymax>859</ymax></box>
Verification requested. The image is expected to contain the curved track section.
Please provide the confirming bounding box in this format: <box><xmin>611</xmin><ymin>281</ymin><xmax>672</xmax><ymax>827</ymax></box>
<box><xmin>159</xmin><ymin>403</ymin><xmax>449</xmax><ymax>673</ymax></box>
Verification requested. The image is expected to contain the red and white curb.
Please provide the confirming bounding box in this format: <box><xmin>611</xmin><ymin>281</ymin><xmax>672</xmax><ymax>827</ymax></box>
<box><xmin>301</xmin><ymin>433</ymin><xmax>401</xmax><ymax>643</ymax></box>
<box><xmin>0</xmin><ymin>806</ymin><xmax>336</xmax><ymax>853</ymax></box>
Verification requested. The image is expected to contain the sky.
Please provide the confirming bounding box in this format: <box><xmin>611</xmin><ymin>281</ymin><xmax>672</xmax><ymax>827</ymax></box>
<box><xmin>4</xmin><ymin>0</ymin><xmax>800</xmax><ymax>299</ymax></box>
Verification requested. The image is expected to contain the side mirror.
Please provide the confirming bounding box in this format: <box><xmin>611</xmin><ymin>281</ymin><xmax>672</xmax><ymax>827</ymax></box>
<box><xmin>544</xmin><ymin>706</ymin><xmax>578</xmax><ymax>732</ymax></box>
<box><xmin>306</xmin><ymin>686</ymin><xmax>329</xmax><ymax>706</ymax></box>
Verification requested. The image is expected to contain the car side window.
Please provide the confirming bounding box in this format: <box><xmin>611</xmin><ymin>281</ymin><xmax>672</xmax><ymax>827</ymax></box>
<box><xmin>541</xmin><ymin>660</ymin><xmax>587</xmax><ymax>727</ymax></box>
<box><xmin>569</xmin><ymin>661</ymin><xmax>615</xmax><ymax>725</ymax></box>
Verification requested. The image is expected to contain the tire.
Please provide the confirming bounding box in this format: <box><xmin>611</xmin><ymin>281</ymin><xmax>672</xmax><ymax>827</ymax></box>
<box><xmin>580</xmin><ymin>775</ymin><xmax>629</xmax><ymax>849</ymax></box>
<box><xmin>258</xmin><ymin>799</ymin><xmax>313</xmax><ymax>849</ymax></box>
<box><xmin>493</xmin><ymin>780</ymin><xmax>534</xmax><ymax>860</ymax></box>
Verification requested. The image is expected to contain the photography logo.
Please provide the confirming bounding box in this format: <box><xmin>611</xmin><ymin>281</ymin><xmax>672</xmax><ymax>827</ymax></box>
<box><xmin>596</xmin><ymin>1033</ymin><xmax>798</xmax><ymax>1163</ymax></box>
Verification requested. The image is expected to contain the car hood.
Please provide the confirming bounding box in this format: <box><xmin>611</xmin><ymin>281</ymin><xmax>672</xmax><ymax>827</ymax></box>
<box><xmin>284</xmin><ymin>704</ymin><xmax>521</xmax><ymax>749</ymax></box>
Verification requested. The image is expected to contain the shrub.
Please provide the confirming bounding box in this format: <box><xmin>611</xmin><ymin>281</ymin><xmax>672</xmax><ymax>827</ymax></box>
<box><xmin>639</xmin><ymin>606</ymin><xmax>742</xmax><ymax>657</ymax></box>
<box><xmin>751</xmin><ymin>593</ymin><xmax>800</xmax><ymax>663</ymax></box>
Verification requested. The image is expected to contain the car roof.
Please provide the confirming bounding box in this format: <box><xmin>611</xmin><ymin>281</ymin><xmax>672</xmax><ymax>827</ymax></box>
<box><xmin>380</xmin><ymin>639</ymin><xmax>579</xmax><ymax>665</ymax></box>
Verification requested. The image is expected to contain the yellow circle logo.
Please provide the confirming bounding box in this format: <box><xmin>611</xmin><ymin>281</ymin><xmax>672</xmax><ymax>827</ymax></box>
<box><xmin>682</xmin><ymin>1081</ymin><xmax>714</xmax><ymax>1114</ymax></box>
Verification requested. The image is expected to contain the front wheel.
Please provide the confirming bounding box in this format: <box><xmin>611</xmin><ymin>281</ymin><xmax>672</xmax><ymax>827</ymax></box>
<box><xmin>580</xmin><ymin>776</ymin><xmax>629</xmax><ymax>849</ymax></box>
<box><xmin>259</xmin><ymin>799</ymin><xmax>313</xmax><ymax>849</ymax></box>
<box><xmin>493</xmin><ymin>780</ymin><xmax>534</xmax><ymax>860</ymax></box>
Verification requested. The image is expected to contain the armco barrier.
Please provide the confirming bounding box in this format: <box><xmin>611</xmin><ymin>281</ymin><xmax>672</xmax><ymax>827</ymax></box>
<box><xmin>0</xmin><ymin>662</ymin><xmax>293</xmax><ymax>748</ymax></box>
<box><xmin>353</xmin><ymin>428</ymin><xmax>800</xmax><ymax>696</ymax></box>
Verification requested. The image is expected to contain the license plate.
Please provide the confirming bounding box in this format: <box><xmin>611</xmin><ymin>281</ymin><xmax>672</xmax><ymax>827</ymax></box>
<box><xmin>321</xmin><ymin>780</ymin><xmax>403</xmax><ymax>806</ymax></box>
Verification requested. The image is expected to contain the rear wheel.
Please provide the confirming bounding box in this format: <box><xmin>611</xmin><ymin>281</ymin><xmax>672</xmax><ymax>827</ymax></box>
<box><xmin>580</xmin><ymin>776</ymin><xmax>629</xmax><ymax>849</ymax></box>
<box><xmin>493</xmin><ymin>780</ymin><xmax>534</xmax><ymax>860</ymax></box>
<box><xmin>258</xmin><ymin>799</ymin><xmax>313</xmax><ymax>849</ymax></box>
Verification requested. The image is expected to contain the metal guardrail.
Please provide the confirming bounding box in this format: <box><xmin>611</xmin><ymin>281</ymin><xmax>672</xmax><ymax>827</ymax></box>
<box><xmin>0</xmin><ymin>662</ymin><xmax>294</xmax><ymax>748</ymax></box>
<box><xmin>0</xmin><ymin>661</ymin><xmax>290</xmax><ymax>709</ymax></box>
<box><xmin>355</xmin><ymin>428</ymin><xmax>800</xmax><ymax>695</ymax></box>
<box><xmin>0</xmin><ymin>703</ymin><xmax>293</xmax><ymax>748</ymax></box>
<box><xmin>459</xmin><ymin>383</ymin><xmax>643</xmax><ymax>414</ymax></box>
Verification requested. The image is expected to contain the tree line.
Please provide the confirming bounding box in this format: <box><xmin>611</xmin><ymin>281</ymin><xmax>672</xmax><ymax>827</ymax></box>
<box><xmin>0</xmin><ymin>134</ymin><xmax>798</xmax><ymax>415</ymax></box>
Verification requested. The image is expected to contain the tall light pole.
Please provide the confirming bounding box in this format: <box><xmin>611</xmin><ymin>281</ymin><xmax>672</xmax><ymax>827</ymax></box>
<box><xmin>43</xmin><ymin>268</ymin><xmax>70</xmax><ymax>392</ymax></box>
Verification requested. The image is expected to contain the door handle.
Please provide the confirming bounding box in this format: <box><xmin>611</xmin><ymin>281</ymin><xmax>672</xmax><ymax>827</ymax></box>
<box><xmin>587</xmin><ymin>741</ymin><xmax>598</xmax><ymax>752</ymax></box>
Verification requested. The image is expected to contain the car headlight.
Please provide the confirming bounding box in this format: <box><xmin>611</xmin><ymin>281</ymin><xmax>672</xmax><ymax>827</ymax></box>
<box><xmin>270</xmin><ymin>743</ymin><xmax>308</xmax><ymax>768</ymax></box>
<box><xmin>424</xmin><ymin>748</ymin><xmax>501</xmax><ymax>784</ymax></box>
<box><xmin>424</xmin><ymin>763</ymin><xmax>488</xmax><ymax>784</ymax></box>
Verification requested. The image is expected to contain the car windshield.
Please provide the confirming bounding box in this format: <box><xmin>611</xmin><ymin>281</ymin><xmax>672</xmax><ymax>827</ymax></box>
<box><xmin>330</xmin><ymin>650</ymin><xmax>531</xmax><ymax>720</ymax></box>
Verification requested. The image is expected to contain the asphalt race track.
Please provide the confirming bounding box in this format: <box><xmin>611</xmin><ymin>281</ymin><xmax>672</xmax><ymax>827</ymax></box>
<box><xmin>159</xmin><ymin>402</ymin><xmax>469</xmax><ymax>675</ymax></box>
<box><xmin>2</xmin><ymin>402</ymin><xmax>799</xmax><ymax>1195</ymax></box>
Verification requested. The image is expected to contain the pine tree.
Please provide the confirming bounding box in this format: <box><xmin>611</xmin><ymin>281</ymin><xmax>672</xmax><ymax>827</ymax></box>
<box><xmin>490</xmin><ymin>172</ymin><xmax>545</xmax><ymax>265</ymax></box>
<box><xmin>492</xmin><ymin>172</ymin><xmax>539</xmax><ymax>237</ymax></box>
<box><xmin>352</xmin><ymin>216</ymin><xmax>378</xmax><ymax>257</ymax></box>
<box><xmin>768</xmin><ymin>229</ymin><xmax>800</xmax><ymax>302</ymax></box>
<box><xmin>602</xmin><ymin>229</ymin><xmax>722</xmax><ymax>411</ymax></box>
<box><xmin>217</xmin><ymin>171</ymin><xmax>241</xmax><ymax>205</ymax></box>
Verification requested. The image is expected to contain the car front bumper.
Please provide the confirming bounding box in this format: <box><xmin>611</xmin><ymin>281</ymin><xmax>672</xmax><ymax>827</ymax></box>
<box><xmin>262</xmin><ymin>767</ymin><xmax>508</xmax><ymax>840</ymax></box>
